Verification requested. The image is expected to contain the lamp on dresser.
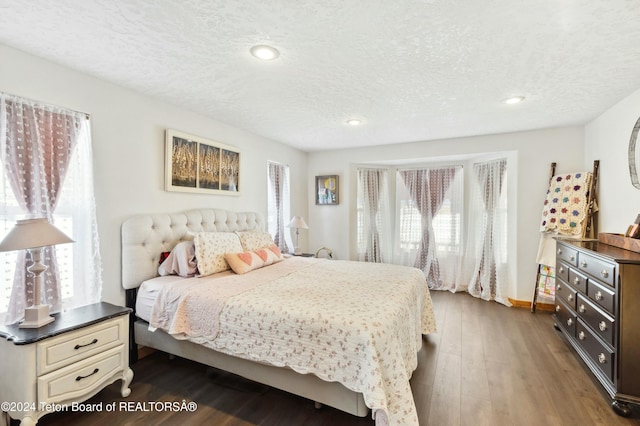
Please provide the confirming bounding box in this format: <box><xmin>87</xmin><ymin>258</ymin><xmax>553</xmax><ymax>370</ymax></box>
<box><xmin>0</xmin><ymin>218</ymin><xmax>74</xmax><ymax>328</ymax></box>
<box><xmin>287</xmin><ymin>216</ymin><xmax>308</xmax><ymax>255</ymax></box>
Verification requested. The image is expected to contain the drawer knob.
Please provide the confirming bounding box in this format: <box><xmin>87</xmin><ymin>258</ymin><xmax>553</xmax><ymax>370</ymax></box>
<box><xmin>570</xmin><ymin>255</ymin><xmax>576</xmax><ymax>262</ymax></box>
<box><xmin>598</xmin><ymin>353</ymin><xmax>607</xmax><ymax>364</ymax></box>
<box><xmin>558</xmin><ymin>249</ymin><xmax>563</xmax><ymax>255</ymax></box>
<box><xmin>599</xmin><ymin>321</ymin><xmax>608</xmax><ymax>332</ymax></box>
<box><xmin>579</xmin><ymin>304</ymin><xmax>585</xmax><ymax>313</ymax></box>
<box><xmin>595</xmin><ymin>291</ymin><xmax>603</xmax><ymax>301</ymax></box>
<box><xmin>567</xmin><ymin>318</ymin><xmax>573</xmax><ymax>326</ymax></box>
<box><xmin>559</xmin><ymin>267</ymin><xmax>565</xmax><ymax>274</ymax></box>
<box><xmin>578</xmin><ymin>331</ymin><xmax>585</xmax><ymax>340</ymax></box>
<box><xmin>573</xmin><ymin>277</ymin><xmax>580</xmax><ymax>284</ymax></box>
<box><xmin>568</xmin><ymin>294</ymin><xmax>573</xmax><ymax>302</ymax></box>
<box><xmin>557</xmin><ymin>284</ymin><xmax>562</xmax><ymax>292</ymax></box>
<box><xmin>581</xmin><ymin>260</ymin><xmax>588</xmax><ymax>267</ymax></box>
<box><xmin>76</xmin><ymin>368</ymin><xmax>100</xmax><ymax>381</ymax></box>
<box><xmin>600</xmin><ymin>269</ymin><xmax>609</xmax><ymax>278</ymax></box>
<box><xmin>74</xmin><ymin>338</ymin><xmax>98</xmax><ymax>350</ymax></box>
<box><xmin>556</xmin><ymin>305</ymin><xmax>561</xmax><ymax>312</ymax></box>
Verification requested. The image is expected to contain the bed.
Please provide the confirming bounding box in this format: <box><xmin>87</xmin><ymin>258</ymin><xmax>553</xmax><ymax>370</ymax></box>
<box><xmin>121</xmin><ymin>209</ymin><xmax>436</xmax><ymax>426</ymax></box>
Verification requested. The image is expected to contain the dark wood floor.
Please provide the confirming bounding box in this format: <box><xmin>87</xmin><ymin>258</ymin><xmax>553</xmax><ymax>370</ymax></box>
<box><xmin>31</xmin><ymin>291</ymin><xmax>640</xmax><ymax>425</ymax></box>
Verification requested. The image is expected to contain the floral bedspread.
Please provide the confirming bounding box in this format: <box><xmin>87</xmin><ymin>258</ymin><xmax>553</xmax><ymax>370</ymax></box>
<box><xmin>148</xmin><ymin>257</ymin><xmax>436</xmax><ymax>426</ymax></box>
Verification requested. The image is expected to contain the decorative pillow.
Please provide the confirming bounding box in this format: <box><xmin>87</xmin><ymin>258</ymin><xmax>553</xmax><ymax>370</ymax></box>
<box><xmin>236</xmin><ymin>231</ymin><xmax>276</xmax><ymax>251</ymax></box>
<box><xmin>224</xmin><ymin>251</ymin><xmax>266</xmax><ymax>274</ymax></box>
<box><xmin>194</xmin><ymin>232</ymin><xmax>243</xmax><ymax>276</ymax></box>
<box><xmin>255</xmin><ymin>244</ymin><xmax>285</xmax><ymax>266</ymax></box>
<box><xmin>158</xmin><ymin>241</ymin><xmax>198</xmax><ymax>277</ymax></box>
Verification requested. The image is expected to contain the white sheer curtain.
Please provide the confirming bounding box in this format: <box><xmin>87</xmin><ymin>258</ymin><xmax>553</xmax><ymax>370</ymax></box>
<box><xmin>267</xmin><ymin>161</ymin><xmax>292</xmax><ymax>253</ymax></box>
<box><xmin>0</xmin><ymin>93</ymin><xmax>102</xmax><ymax>324</ymax></box>
<box><xmin>462</xmin><ymin>158</ymin><xmax>510</xmax><ymax>305</ymax></box>
<box><xmin>396</xmin><ymin>166</ymin><xmax>463</xmax><ymax>290</ymax></box>
<box><xmin>356</xmin><ymin>168</ymin><xmax>391</xmax><ymax>263</ymax></box>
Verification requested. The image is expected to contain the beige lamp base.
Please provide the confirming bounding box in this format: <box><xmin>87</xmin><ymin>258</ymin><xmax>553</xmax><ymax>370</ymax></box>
<box><xmin>19</xmin><ymin>304</ymin><xmax>55</xmax><ymax>328</ymax></box>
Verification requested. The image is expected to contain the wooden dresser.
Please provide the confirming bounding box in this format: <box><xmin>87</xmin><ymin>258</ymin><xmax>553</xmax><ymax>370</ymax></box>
<box><xmin>554</xmin><ymin>239</ymin><xmax>640</xmax><ymax>416</ymax></box>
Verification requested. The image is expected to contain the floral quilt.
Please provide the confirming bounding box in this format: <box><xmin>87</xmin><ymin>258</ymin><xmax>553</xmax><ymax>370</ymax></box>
<box><xmin>148</xmin><ymin>257</ymin><xmax>436</xmax><ymax>426</ymax></box>
<box><xmin>540</xmin><ymin>171</ymin><xmax>592</xmax><ymax>236</ymax></box>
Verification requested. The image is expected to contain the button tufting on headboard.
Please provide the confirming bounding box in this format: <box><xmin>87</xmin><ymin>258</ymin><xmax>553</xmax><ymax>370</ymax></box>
<box><xmin>121</xmin><ymin>209</ymin><xmax>264</xmax><ymax>290</ymax></box>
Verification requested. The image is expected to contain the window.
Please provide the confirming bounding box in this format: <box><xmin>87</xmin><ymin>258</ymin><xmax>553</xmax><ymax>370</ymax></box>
<box><xmin>0</xmin><ymin>93</ymin><xmax>102</xmax><ymax>322</ymax></box>
<box><xmin>267</xmin><ymin>161</ymin><xmax>292</xmax><ymax>252</ymax></box>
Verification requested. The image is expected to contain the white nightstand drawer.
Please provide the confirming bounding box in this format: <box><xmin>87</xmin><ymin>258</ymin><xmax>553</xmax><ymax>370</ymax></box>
<box><xmin>38</xmin><ymin>316</ymin><xmax>126</xmax><ymax>375</ymax></box>
<box><xmin>38</xmin><ymin>345</ymin><xmax>126</xmax><ymax>405</ymax></box>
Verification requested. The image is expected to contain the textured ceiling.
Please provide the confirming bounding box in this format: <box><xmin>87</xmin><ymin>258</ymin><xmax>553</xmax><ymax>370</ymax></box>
<box><xmin>0</xmin><ymin>0</ymin><xmax>639</xmax><ymax>151</ymax></box>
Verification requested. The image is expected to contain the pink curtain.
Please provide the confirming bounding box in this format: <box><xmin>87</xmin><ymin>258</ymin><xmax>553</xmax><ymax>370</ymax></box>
<box><xmin>2</xmin><ymin>96</ymin><xmax>81</xmax><ymax>323</ymax></box>
<box><xmin>399</xmin><ymin>167</ymin><xmax>458</xmax><ymax>287</ymax></box>
<box><xmin>268</xmin><ymin>162</ymin><xmax>290</xmax><ymax>253</ymax></box>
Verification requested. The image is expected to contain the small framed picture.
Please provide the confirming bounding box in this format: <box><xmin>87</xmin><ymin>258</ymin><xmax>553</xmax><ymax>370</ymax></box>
<box><xmin>315</xmin><ymin>175</ymin><xmax>339</xmax><ymax>205</ymax></box>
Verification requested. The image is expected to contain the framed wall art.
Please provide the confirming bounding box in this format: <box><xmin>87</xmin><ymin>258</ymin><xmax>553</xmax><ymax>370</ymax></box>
<box><xmin>165</xmin><ymin>129</ymin><xmax>240</xmax><ymax>195</ymax></box>
<box><xmin>315</xmin><ymin>174</ymin><xmax>339</xmax><ymax>205</ymax></box>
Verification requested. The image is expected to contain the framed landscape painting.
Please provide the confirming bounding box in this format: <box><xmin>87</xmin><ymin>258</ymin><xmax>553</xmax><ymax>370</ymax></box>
<box><xmin>165</xmin><ymin>129</ymin><xmax>240</xmax><ymax>195</ymax></box>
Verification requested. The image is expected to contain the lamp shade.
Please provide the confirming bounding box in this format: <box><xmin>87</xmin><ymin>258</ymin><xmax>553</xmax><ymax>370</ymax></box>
<box><xmin>287</xmin><ymin>216</ymin><xmax>308</xmax><ymax>229</ymax></box>
<box><xmin>0</xmin><ymin>218</ymin><xmax>74</xmax><ymax>252</ymax></box>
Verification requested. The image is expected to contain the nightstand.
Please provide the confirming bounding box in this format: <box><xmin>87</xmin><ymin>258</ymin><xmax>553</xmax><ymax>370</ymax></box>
<box><xmin>0</xmin><ymin>302</ymin><xmax>134</xmax><ymax>425</ymax></box>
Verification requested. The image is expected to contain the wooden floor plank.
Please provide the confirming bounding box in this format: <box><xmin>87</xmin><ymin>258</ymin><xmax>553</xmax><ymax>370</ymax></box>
<box><xmin>25</xmin><ymin>291</ymin><xmax>640</xmax><ymax>426</ymax></box>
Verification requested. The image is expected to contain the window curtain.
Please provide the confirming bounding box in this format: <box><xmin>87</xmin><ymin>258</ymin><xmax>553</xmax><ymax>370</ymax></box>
<box><xmin>397</xmin><ymin>166</ymin><xmax>463</xmax><ymax>290</ymax></box>
<box><xmin>356</xmin><ymin>168</ymin><xmax>391</xmax><ymax>263</ymax></box>
<box><xmin>462</xmin><ymin>159</ymin><xmax>510</xmax><ymax>305</ymax></box>
<box><xmin>0</xmin><ymin>93</ymin><xmax>102</xmax><ymax>324</ymax></box>
<box><xmin>267</xmin><ymin>161</ymin><xmax>292</xmax><ymax>253</ymax></box>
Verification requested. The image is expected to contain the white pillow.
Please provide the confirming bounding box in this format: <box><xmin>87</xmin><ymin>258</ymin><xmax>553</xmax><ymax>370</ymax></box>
<box><xmin>158</xmin><ymin>241</ymin><xmax>198</xmax><ymax>277</ymax></box>
<box><xmin>194</xmin><ymin>232</ymin><xmax>243</xmax><ymax>276</ymax></box>
<box><xmin>236</xmin><ymin>231</ymin><xmax>276</xmax><ymax>251</ymax></box>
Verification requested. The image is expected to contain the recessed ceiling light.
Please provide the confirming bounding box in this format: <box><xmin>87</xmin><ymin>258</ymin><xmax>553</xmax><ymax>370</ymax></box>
<box><xmin>346</xmin><ymin>118</ymin><xmax>362</xmax><ymax>126</ymax></box>
<box><xmin>250</xmin><ymin>45</ymin><xmax>280</xmax><ymax>60</ymax></box>
<box><xmin>503</xmin><ymin>96</ymin><xmax>525</xmax><ymax>105</ymax></box>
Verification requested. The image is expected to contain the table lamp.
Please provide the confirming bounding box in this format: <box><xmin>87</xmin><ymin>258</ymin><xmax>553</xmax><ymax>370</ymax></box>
<box><xmin>287</xmin><ymin>216</ymin><xmax>308</xmax><ymax>255</ymax></box>
<box><xmin>0</xmin><ymin>218</ymin><xmax>74</xmax><ymax>328</ymax></box>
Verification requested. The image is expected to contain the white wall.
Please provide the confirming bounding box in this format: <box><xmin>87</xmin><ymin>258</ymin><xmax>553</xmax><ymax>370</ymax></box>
<box><xmin>0</xmin><ymin>44</ymin><xmax>308</xmax><ymax>307</ymax></box>
<box><xmin>307</xmin><ymin>127</ymin><xmax>585</xmax><ymax>301</ymax></box>
<box><xmin>585</xmin><ymin>88</ymin><xmax>640</xmax><ymax>232</ymax></box>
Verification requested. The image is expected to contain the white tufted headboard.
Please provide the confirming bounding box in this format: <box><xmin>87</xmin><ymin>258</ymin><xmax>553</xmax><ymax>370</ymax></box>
<box><xmin>121</xmin><ymin>209</ymin><xmax>264</xmax><ymax>290</ymax></box>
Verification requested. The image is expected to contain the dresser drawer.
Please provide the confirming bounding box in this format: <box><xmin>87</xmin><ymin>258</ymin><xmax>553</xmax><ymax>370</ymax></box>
<box><xmin>38</xmin><ymin>345</ymin><xmax>126</xmax><ymax>405</ymax></box>
<box><xmin>555</xmin><ymin>297</ymin><xmax>577</xmax><ymax>337</ymax></box>
<box><xmin>578</xmin><ymin>252</ymin><xmax>615</xmax><ymax>287</ymax></box>
<box><xmin>587</xmin><ymin>279</ymin><xmax>615</xmax><ymax>314</ymax></box>
<box><xmin>567</xmin><ymin>268</ymin><xmax>588</xmax><ymax>295</ymax></box>
<box><xmin>576</xmin><ymin>319</ymin><xmax>615</xmax><ymax>383</ymax></box>
<box><xmin>556</xmin><ymin>260</ymin><xmax>570</xmax><ymax>283</ymax></box>
<box><xmin>557</xmin><ymin>244</ymin><xmax>578</xmax><ymax>266</ymax></box>
<box><xmin>37</xmin><ymin>316</ymin><xmax>126</xmax><ymax>375</ymax></box>
<box><xmin>577</xmin><ymin>294</ymin><xmax>615</xmax><ymax>347</ymax></box>
<box><xmin>556</xmin><ymin>279</ymin><xmax>577</xmax><ymax>310</ymax></box>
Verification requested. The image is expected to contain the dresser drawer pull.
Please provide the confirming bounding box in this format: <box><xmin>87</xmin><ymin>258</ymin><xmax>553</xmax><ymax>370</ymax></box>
<box><xmin>595</xmin><ymin>291</ymin><xmax>603</xmax><ymax>301</ymax></box>
<box><xmin>557</xmin><ymin>284</ymin><xmax>562</xmax><ymax>292</ymax></box>
<box><xmin>557</xmin><ymin>249</ymin><xmax>563</xmax><ymax>255</ymax></box>
<box><xmin>581</xmin><ymin>260</ymin><xmax>588</xmax><ymax>267</ymax></box>
<box><xmin>579</xmin><ymin>304</ymin><xmax>585</xmax><ymax>313</ymax></box>
<box><xmin>599</xmin><ymin>321</ymin><xmax>608</xmax><ymax>332</ymax></box>
<box><xmin>598</xmin><ymin>353</ymin><xmax>607</xmax><ymax>364</ymax></box>
<box><xmin>74</xmin><ymin>339</ymin><xmax>98</xmax><ymax>350</ymax></box>
<box><xmin>573</xmin><ymin>277</ymin><xmax>580</xmax><ymax>285</ymax></box>
<box><xmin>76</xmin><ymin>368</ymin><xmax>99</xmax><ymax>381</ymax></box>
<box><xmin>556</xmin><ymin>305</ymin><xmax>561</xmax><ymax>312</ymax></box>
<box><xmin>559</xmin><ymin>267</ymin><xmax>565</xmax><ymax>274</ymax></box>
<box><xmin>570</xmin><ymin>255</ymin><xmax>575</xmax><ymax>262</ymax></box>
<box><xmin>567</xmin><ymin>294</ymin><xmax>573</xmax><ymax>302</ymax></box>
<box><xmin>578</xmin><ymin>331</ymin><xmax>585</xmax><ymax>340</ymax></box>
<box><xmin>567</xmin><ymin>318</ymin><xmax>573</xmax><ymax>326</ymax></box>
<box><xmin>600</xmin><ymin>270</ymin><xmax>609</xmax><ymax>279</ymax></box>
